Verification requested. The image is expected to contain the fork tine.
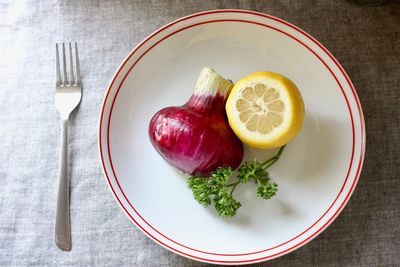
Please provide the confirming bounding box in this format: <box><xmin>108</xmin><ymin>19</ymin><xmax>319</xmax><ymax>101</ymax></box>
<box><xmin>56</xmin><ymin>44</ymin><xmax>61</xmax><ymax>85</ymax></box>
<box><xmin>74</xmin><ymin>42</ymin><xmax>80</xmax><ymax>85</ymax></box>
<box><xmin>62</xmin><ymin>43</ymin><xmax>67</xmax><ymax>84</ymax></box>
<box><xmin>69</xmin><ymin>43</ymin><xmax>74</xmax><ymax>85</ymax></box>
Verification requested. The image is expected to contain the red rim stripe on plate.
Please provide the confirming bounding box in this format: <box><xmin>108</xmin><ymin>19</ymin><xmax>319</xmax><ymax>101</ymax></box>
<box><xmin>99</xmin><ymin>10</ymin><xmax>365</xmax><ymax>264</ymax></box>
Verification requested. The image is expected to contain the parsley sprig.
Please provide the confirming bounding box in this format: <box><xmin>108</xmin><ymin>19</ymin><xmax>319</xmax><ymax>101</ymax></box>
<box><xmin>188</xmin><ymin>146</ymin><xmax>285</xmax><ymax>218</ymax></box>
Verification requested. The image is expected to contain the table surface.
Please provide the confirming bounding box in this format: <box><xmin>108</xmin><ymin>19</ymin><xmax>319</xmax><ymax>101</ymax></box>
<box><xmin>1</xmin><ymin>0</ymin><xmax>399</xmax><ymax>266</ymax></box>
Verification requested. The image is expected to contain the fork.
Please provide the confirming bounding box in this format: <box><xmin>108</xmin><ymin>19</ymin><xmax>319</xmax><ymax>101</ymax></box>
<box><xmin>55</xmin><ymin>43</ymin><xmax>81</xmax><ymax>251</ymax></box>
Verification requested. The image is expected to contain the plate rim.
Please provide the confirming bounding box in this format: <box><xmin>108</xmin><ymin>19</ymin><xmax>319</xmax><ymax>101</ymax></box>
<box><xmin>98</xmin><ymin>9</ymin><xmax>366</xmax><ymax>264</ymax></box>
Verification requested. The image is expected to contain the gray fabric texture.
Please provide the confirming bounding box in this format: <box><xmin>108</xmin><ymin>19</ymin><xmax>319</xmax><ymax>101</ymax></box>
<box><xmin>0</xmin><ymin>0</ymin><xmax>399</xmax><ymax>266</ymax></box>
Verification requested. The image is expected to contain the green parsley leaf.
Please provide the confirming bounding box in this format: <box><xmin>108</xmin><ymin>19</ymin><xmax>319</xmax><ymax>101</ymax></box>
<box><xmin>188</xmin><ymin>176</ymin><xmax>211</xmax><ymax>207</ymax></box>
<box><xmin>208</xmin><ymin>167</ymin><xmax>232</xmax><ymax>194</ymax></box>
<box><xmin>256</xmin><ymin>182</ymin><xmax>278</xmax><ymax>200</ymax></box>
<box><xmin>213</xmin><ymin>189</ymin><xmax>241</xmax><ymax>218</ymax></box>
<box><xmin>238</xmin><ymin>160</ymin><xmax>269</xmax><ymax>183</ymax></box>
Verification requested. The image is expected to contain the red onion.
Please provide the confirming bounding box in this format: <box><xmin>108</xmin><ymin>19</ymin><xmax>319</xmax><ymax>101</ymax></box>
<box><xmin>148</xmin><ymin>68</ymin><xmax>244</xmax><ymax>177</ymax></box>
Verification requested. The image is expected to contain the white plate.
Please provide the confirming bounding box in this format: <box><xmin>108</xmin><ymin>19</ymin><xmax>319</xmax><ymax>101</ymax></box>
<box><xmin>99</xmin><ymin>10</ymin><xmax>365</xmax><ymax>264</ymax></box>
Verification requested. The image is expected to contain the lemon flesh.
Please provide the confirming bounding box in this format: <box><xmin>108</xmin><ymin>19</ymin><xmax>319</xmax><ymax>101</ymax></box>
<box><xmin>226</xmin><ymin>72</ymin><xmax>304</xmax><ymax>149</ymax></box>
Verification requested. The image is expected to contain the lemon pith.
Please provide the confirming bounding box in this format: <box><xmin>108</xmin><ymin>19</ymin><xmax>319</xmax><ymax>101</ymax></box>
<box><xmin>226</xmin><ymin>72</ymin><xmax>304</xmax><ymax>149</ymax></box>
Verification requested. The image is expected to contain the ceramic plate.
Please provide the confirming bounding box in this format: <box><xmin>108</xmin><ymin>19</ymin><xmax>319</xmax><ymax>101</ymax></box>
<box><xmin>99</xmin><ymin>10</ymin><xmax>365</xmax><ymax>264</ymax></box>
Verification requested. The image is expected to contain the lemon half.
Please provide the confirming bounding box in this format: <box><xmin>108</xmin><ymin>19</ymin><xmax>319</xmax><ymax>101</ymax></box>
<box><xmin>226</xmin><ymin>72</ymin><xmax>304</xmax><ymax>149</ymax></box>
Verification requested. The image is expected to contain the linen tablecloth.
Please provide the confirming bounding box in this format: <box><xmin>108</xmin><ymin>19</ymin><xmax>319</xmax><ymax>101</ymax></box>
<box><xmin>1</xmin><ymin>0</ymin><xmax>399</xmax><ymax>266</ymax></box>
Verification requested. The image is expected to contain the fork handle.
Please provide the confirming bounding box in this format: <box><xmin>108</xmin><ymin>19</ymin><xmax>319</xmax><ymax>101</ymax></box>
<box><xmin>55</xmin><ymin>119</ymin><xmax>71</xmax><ymax>251</ymax></box>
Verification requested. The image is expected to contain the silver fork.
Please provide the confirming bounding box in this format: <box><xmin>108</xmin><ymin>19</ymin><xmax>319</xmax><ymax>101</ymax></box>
<box><xmin>55</xmin><ymin>43</ymin><xmax>81</xmax><ymax>251</ymax></box>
